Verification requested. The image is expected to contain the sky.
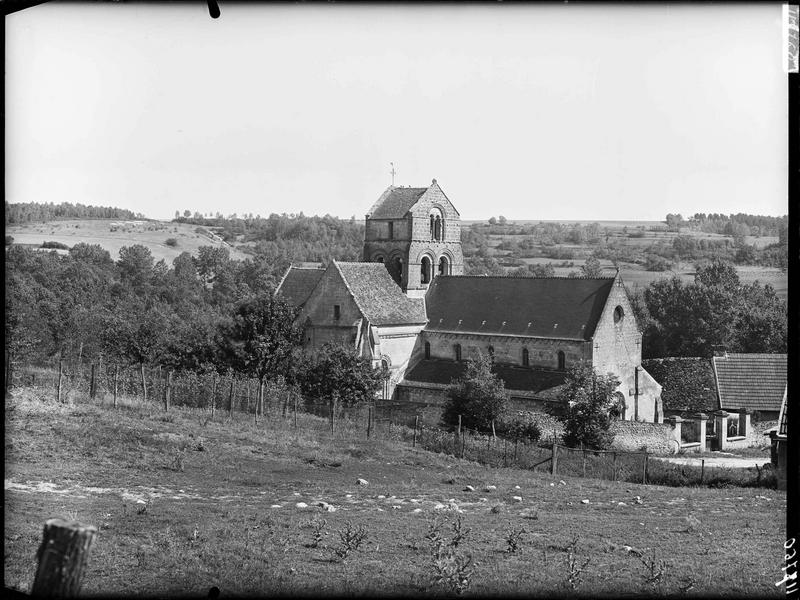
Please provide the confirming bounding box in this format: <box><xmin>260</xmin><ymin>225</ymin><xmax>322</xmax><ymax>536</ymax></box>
<box><xmin>5</xmin><ymin>2</ymin><xmax>789</xmax><ymax>222</ymax></box>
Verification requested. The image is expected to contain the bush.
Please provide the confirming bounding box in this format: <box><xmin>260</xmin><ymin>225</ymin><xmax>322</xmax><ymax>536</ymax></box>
<box><xmin>41</xmin><ymin>241</ymin><xmax>69</xmax><ymax>250</ymax></box>
<box><xmin>497</xmin><ymin>411</ymin><xmax>542</xmax><ymax>444</ymax></box>
<box><xmin>558</xmin><ymin>365</ymin><xmax>621</xmax><ymax>450</ymax></box>
<box><xmin>5</xmin><ymin>235</ymin><xmax>14</xmax><ymax>246</ymax></box>
<box><xmin>165</xmin><ymin>238</ymin><xmax>178</xmax><ymax>247</ymax></box>
<box><xmin>441</xmin><ymin>355</ymin><xmax>508</xmax><ymax>434</ymax></box>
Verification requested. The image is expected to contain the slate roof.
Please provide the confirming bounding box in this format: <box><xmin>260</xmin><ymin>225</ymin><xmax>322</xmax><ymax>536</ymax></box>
<box><xmin>334</xmin><ymin>261</ymin><xmax>427</xmax><ymax>326</ymax></box>
<box><xmin>424</xmin><ymin>276</ymin><xmax>616</xmax><ymax>340</ymax></box>
<box><xmin>641</xmin><ymin>357</ymin><xmax>718</xmax><ymax>413</ymax></box>
<box><xmin>275</xmin><ymin>266</ymin><xmax>325</xmax><ymax>309</ymax></box>
<box><xmin>366</xmin><ymin>186</ymin><xmax>427</xmax><ymax>219</ymax></box>
<box><xmin>712</xmin><ymin>353</ymin><xmax>787</xmax><ymax>413</ymax></box>
<box><xmin>403</xmin><ymin>358</ymin><xmax>568</xmax><ymax>397</ymax></box>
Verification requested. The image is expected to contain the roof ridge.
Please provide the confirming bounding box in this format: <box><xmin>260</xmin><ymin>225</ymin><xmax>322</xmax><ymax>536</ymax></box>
<box><xmin>437</xmin><ymin>275</ymin><xmax>617</xmax><ymax>280</ymax></box>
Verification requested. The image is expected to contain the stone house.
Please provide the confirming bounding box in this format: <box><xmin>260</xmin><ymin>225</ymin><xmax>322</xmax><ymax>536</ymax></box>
<box><xmin>277</xmin><ymin>179</ymin><xmax>664</xmax><ymax>422</ymax></box>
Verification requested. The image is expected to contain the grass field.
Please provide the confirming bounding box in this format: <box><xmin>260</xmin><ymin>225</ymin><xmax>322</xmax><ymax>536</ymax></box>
<box><xmin>6</xmin><ymin>219</ymin><xmax>250</xmax><ymax>263</ymax></box>
<box><xmin>4</xmin><ymin>388</ymin><xmax>786</xmax><ymax>597</ymax></box>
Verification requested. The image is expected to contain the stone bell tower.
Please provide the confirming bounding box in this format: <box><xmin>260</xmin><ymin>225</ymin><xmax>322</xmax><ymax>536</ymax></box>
<box><xmin>363</xmin><ymin>178</ymin><xmax>463</xmax><ymax>297</ymax></box>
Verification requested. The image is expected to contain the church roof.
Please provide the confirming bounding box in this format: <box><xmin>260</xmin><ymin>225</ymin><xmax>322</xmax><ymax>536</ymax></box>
<box><xmin>424</xmin><ymin>276</ymin><xmax>616</xmax><ymax>340</ymax></box>
<box><xmin>366</xmin><ymin>186</ymin><xmax>428</xmax><ymax>219</ymax></box>
<box><xmin>404</xmin><ymin>358</ymin><xmax>568</xmax><ymax>396</ymax></box>
<box><xmin>334</xmin><ymin>261</ymin><xmax>428</xmax><ymax>326</ymax></box>
<box><xmin>275</xmin><ymin>266</ymin><xmax>325</xmax><ymax>309</ymax></box>
<box><xmin>712</xmin><ymin>353</ymin><xmax>786</xmax><ymax>413</ymax></box>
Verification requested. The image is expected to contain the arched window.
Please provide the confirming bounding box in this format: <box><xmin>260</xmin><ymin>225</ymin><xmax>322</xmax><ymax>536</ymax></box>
<box><xmin>430</xmin><ymin>215</ymin><xmax>435</xmax><ymax>238</ymax></box>
<box><xmin>522</xmin><ymin>348</ymin><xmax>529</xmax><ymax>367</ymax></box>
<box><xmin>430</xmin><ymin>208</ymin><xmax>444</xmax><ymax>241</ymax></box>
<box><xmin>434</xmin><ymin>216</ymin><xmax>442</xmax><ymax>241</ymax></box>
<box><xmin>557</xmin><ymin>350</ymin><xmax>566</xmax><ymax>371</ymax></box>
<box><xmin>438</xmin><ymin>256</ymin><xmax>449</xmax><ymax>276</ymax></box>
<box><xmin>454</xmin><ymin>344</ymin><xmax>462</xmax><ymax>361</ymax></box>
<box><xmin>424</xmin><ymin>341</ymin><xmax>431</xmax><ymax>360</ymax></box>
<box><xmin>388</xmin><ymin>222</ymin><xmax>394</xmax><ymax>239</ymax></box>
<box><xmin>613</xmin><ymin>305</ymin><xmax>625</xmax><ymax>324</ymax></box>
<box><xmin>421</xmin><ymin>256</ymin><xmax>432</xmax><ymax>284</ymax></box>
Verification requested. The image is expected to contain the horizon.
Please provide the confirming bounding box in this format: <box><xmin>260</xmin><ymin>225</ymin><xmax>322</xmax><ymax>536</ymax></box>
<box><xmin>5</xmin><ymin>3</ymin><xmax>788</xmax><ymax>221</ymax></box>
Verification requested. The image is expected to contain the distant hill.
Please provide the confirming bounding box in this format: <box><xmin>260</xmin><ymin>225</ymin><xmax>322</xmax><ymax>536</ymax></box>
<box><xmin>5</xmin><ymin>201</ymin><xmax>143</xmax><ymax>224</ymax></box>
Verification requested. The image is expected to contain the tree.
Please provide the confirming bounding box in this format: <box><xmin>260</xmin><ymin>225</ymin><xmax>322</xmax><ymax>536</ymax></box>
<box><xmin>559</xmin><ymin>364</ymin><xmax>621</xmax><ymax>449</ymax></box>
<box><xmin>228</xmin><ymin>293</ymin><xmax>303</xmax><ymax>384</ymax></box>
<box><xmin>581</xmin><ymin>256</ymin><xmax>603</xmax><ymax>277</ymax></box>
<box><xmin>117</xmin><ymin>244</ymin><xmax>155</xmax><ymax>291</ymax></box>
<box><xmin>488</xmin><ymin>217</ymin><xmax>497</xmax><ymax>225</ymax></box>
<box><xmin>297</xmin><ymin>343</ymin><xmax>388</xmax><ymax>407</ymax></box>
<box><xmin>441</xmin><ymin>354</ymin><xmax>508</xmax><ymax>433</ymax></box>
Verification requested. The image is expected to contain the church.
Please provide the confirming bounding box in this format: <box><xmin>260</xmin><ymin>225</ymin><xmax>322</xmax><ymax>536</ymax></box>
<box><xmin>276</xmin><ymin>179</ymin><xmax>663</xmax><ymax>422</ymax></box>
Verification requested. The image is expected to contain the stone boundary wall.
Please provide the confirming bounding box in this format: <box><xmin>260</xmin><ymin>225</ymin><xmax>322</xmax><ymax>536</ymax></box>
<box><xmin>610</xmin><ymin>420</ymin><xmax>675</xmax><ymax>454</ymax></box>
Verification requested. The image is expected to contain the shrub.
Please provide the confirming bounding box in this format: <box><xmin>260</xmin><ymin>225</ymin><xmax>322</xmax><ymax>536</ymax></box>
<box><xmin>441</xmin><ymin>354</ymin><xmax>508</xmax><ymax>434</ymax></box>
<box><xmin>165</xmin><ymin>238</ymin><xmax>178</xmax><ymax>247</ymax></box>
<box><xmin>41</xmin><ymin>241</ymin><xmax>69</xmax><ymax>250</ymax></box>
<box><xmin>497</xmin><ymin>411</ymin><xmax>542</xmax><ymax>444</ymax></box>
<box><xmin>558</xmin><ymin>365</ymin><xmax>620</xmax><ymax>450</ymax></box>
<box><xmin>5</xmin><ymin>235</ymin><xmax>14</xmax><ymax>245</ymax></box>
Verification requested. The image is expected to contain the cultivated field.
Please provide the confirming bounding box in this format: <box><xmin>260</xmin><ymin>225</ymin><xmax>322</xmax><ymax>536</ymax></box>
<box><xmin>4</xmin><ymin>389</ymin><xmax>786</xmax><ymax>597</ymax></box>
<box><xmin>5</xmin><ymin>219</ymin><xmax>251</xmax><ymax>263</ymax></box>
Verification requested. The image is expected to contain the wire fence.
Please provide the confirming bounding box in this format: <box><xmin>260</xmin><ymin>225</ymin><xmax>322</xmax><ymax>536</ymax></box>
<box><xmin>5</xmin><ymin>359</ymin><xmax>774</xmax><ymax>489</ymax></box>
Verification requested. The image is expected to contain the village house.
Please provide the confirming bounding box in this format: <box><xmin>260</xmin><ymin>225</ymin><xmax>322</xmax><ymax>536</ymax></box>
<box><xmin>277</xmin><ymin>179</ymin><xmax>664</xmax><ymax>422</ymax></box>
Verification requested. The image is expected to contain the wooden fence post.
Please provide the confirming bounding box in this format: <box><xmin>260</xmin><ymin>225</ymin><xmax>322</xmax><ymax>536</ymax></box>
<box><xmin>139</xmin><ymin>363</ymin><xmax>147</xmax><ymax>404</ymax></box>
<box><xmin>367</xmin><ymin>406</ymin><xmax>372</xmax><ymax>439</ymax></box>
<box><xmin>164</xmin><ymin>370</ymin><xmax>172</xmax><ymax>412</ymax></box>
<box><xmin>229</xmin><ymin>377</ymin><xmax>236</xmax><ymax>418</ymax></box>
<box><xmin>503</xmin><ymin>439</ymin><xmax>508</xmax><ymax>467</ymax></box>
<box><xmin>491</xmin><ymin>420</ymin><xmax>496</xmax><ymax>440</ymax></box>
<box><xmin>89</xmin><ymin>364</ymin><xmax>96</xmax><ymax>400</ymax></box>
<box><xmin>211</xmin><ymin>376</ymin><xmax>217</xmax><ymax>419</ymax></box>
<box><xmin>551</xmin><ymin>443</ymin><xmax>558</xmax><ymax>475</ymax></box>
<box><xmin>612</xmin><ymin>452</ymin><xmax>618</xmax><ymax>481</ymax></box>
<box><xmin>582</xmin><ymin>449</ymin><xmax>587</xmax><ymax>478</ymax></box>
<box><xmin>641</xmin><ymin>452</ymin><xmax>648</xmax><ymax>484</ymax></box>
<box><xmin>413</xmin><ymin>415</ymin><xmax>418</xmax><ymax>447</ymax></box>
<box><xmin>700</xmin><ymin>459</ymin><xmax>705</xmax><ymax>484</ymax></box>
<box><xmin>113</xmin><ymin>365</ymin><xmax>118</xmax><ymax>409</ymax></box>
<box><xmin>293</xmin><ymin>393</ymin><xmax>298</xmax><ymax>429</ymax></box>
<box><xmin>461</xmin><ymin>430</ymin><xmax>466</xmax><ymax>458</ymax></box>
<box><xmin>57</xmin><ymin>359</ymin><xmax>64</xmax><ymax>403</ymax></box>
<box><xmin>31</xmin><ymin>519</ymin><xmax>98</xmax><ymax>598</ymax></box>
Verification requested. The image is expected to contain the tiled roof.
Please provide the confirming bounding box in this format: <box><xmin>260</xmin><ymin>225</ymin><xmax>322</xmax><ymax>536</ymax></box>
<box><xmin>641</xmin><ymin>357</ymin><xmax>718</xmax><ymax>412</ymax></box>
<box><xmin>366</xmin><ymin>186</ymin><xmax>427</xmax><ymax>219</ymax></box>
<box><xmin>424</xmin><ymin>276</ymin><xmax>615</xmax><ymax>340</ymax></box>
<box><xmin>275</xmin><ymin>266</ymin><xmax>325</xmax><ymax>309</ymax></box>
<box><xmin>712</xmin><ymin>353</ymin><xmax>787</xmax><ymax>413</ymax></box>
<box><xmin>335</xmin><ymin>261</ymin><xmax>428</xmax><ymax>326</ymax></box>
<box><xmin>403</xmin><ymin>358</ymin><xmax>568</xmax><ymax>396</ymax></box>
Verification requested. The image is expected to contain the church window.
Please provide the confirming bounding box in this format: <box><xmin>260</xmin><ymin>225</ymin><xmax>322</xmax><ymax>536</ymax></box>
<box><xmin>421</xmin><ymin>256</ymin><xmax>432</xmax><ymax>284</ymax></box>
<box><xmin>613</xmin><ymin>305</ymin><xmax>625</xmax><ymax>324</ymax></box>
<box><xmin>388</xmin><ymin>222</ymin><xmax>394</xmax><ymax>239</ymax></box>
<box><xmin>438</xmin><ymin>256</ymin><xmax>449</xmax><ymax>276</ymax></box>
<box><xmin>424</xmin><ymin>341</ymin><xmax>431</xmax><ymax>359</ymax></box>
<box><xmin>333</xmin><ymin>305</ymin><xmax>341</xmax><ymax>320</ymax></box>
<box><xmin>454</xmin><ymin>344</ymin><xmax>462</xmax><ymax>361</ymax></box>
<box><xmin>557</xmin><ymin>350</ymin><xmax>566</xmax><ymax>371</ymax></box>
<box><xmin>522</xmin><ymin>348</ymin><xmax>529</xmax><ymax>367</ymax></box>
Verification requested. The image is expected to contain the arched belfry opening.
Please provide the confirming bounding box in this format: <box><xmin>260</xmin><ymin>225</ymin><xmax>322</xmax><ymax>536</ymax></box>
<box><xmin>429</xmin><ymin>208</ymin><xmax>444</xmax><ymax>242</ymax></box>
<box><xmin>420</xmin><ymin>256</ymin><xmax>433</xmax><ymax>285</ymax></box>
<box><xmin>438</xmin><ymin>255</ymin><xmax>450</xmax><ymax>276</ymax></box>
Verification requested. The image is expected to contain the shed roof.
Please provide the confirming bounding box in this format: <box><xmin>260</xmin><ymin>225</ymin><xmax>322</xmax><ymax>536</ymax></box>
<box><xmin>403</xmin><ymin>358</ymin><xmax>568</xmax><ymax>397</ymax></box>
<box><xmin>366</xmin><ymin>186</ymin><xmax>427</xmax><ymax>219</ymax></box>
<box><xmin>334</xmin><ymin>261</ymin><xmax>427</xmax><ymax>326</ymax></box>
<box><xmin>424</xmin><ymin>276</ymin><xmax>615</xmax><ymax>340</ymax></box>
<box><xmin>641</xmin><ymin>357</ymin><xmax>718</xmax><ymax>413</ymax></box>
<box><xmin>712</xmin><ymin>353</ymin><xmax>787</xmax><ymax>413</ymax></box>
<box><xmin>275</xmin><ymin>266</ymin><xmax>325</xmax><ymax>309</ymax></box>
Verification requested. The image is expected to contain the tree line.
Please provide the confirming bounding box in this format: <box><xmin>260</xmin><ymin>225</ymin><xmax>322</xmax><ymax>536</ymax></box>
<box><xmin>5</xmin><ymin>201</ymin><xmax>142</xmax><ymax>224</ymax></box>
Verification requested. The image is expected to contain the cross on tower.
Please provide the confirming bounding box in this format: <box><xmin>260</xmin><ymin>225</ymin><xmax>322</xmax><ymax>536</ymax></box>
<box><xmin>390</xmin><ymin>162</ymin><xmax>396</xmax><ymax>186</ymax></box>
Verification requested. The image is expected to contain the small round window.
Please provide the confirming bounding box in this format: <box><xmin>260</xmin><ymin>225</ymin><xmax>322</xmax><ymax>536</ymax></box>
<box><xmin>613</xmin><ymin>305</ymin><xmax>624</xmax><ymax>324</ymax></box>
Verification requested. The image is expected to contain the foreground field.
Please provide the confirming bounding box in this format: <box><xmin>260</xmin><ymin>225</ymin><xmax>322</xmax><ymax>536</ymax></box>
<box><xmin>4</xmin><ymin>389</ymin><xmax>786</xmax><ymax>597</ymax></box>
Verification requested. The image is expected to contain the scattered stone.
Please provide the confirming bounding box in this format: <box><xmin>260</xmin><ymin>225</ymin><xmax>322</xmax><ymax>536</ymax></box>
<box><xmin>433</xmin><ymin>503</ymin><xmax>447</xmax><ymax>511</ymax></box>
<box><xmin>618</xmin><ymin>502</ymin><xmax>627</xmax><ymax>506</ymax></box>
<box><xmin>514</xmin><ymin>485</ymin><xmax>521</xmax><ymax>490</ymax></box>
<box><xmin>464</xmin><ymin>485</ymin><xmax>475</xmax><ymax>492</ymax></box>
<box><xmin>409</xmin><ymin>499</ymin><xmax>421</xmax><ymax>503</ymax></box>
<box><xmin>392</xmin><ymin>505</ymin><xmax>401</xmax><ymax>510</ymax></box>
<box><xmin>317</xmin><ymin>502</ymin><xmax>336</xmax><ymax>512</ymax></box>
<box><xmin>484</xmin><ymin>485</ymin><xmax>497</xmax><ymax>492</ymax></box>
<box><xmin>293</xmin><ymin>492</ymin><xmax>301</xmax><ymax>496</ymax></box>
<box><xmin>634</xmin><ymin>496</ymin><xmax>643</xmax><ymax>505</ymax></box>
<box><xmin>549</xmin><ymin>483</ymin><xmax>555</xmax><ymax>487</ymax></box>
<box><xmin>345</xmin><ymin>494</ymin><xmax>353</xmax><ymax>498</ymax></box>
<box><xmin>412</xmin><ymin>508</ymin><xmax>423</xmax><ymax>513</ymax></box>
<box><xmin>270</xmin><ymin>504</ymin><xmax>282</xmax><ymax>508</ymax></box>
<box><xmin>478</xmin><ymin>497</ymin><xmax>488</xmax><ymax>503</ymax></box>
<box><xmin>512</xmin><ymin>496</ymin><xmax>523</xmax><ymax>503</ymax></box>
<box><xmin>377</xmin><ymin>495</ymin><xmax>385</xmax><ymax>499</ymax></box>
<box><xmin>295</xmin><ymin>502</ymin><xmax>308</xmax><ymax>509</ymax></box>
<box><xmin>581</xmin><ymin>499</ymin><xmax>590</xmax><ymax>505</ymax></box>
<box><xmin>376</xmin><ymin>508</ymin><xmax>384</xmax><ymax>512</ymax></box>
<box><xmin>357</xmin><ymin>478</ymin><xmax>369</xmax><ymax>486</ymax></box>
